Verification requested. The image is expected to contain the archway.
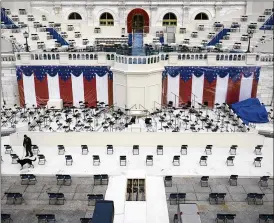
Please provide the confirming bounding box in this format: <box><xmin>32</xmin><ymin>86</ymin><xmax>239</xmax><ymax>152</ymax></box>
<box><xmin>127</xmin><ymin>8</ymin><xmax>149</xmax><ymax>33</ymax></box>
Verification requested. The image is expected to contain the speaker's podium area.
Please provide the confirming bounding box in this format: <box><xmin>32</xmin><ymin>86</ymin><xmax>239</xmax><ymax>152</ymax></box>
<box><xmin>1</xmin><ymin>1</ymin><xmax>274</xmax><ymax>223</ymax></box>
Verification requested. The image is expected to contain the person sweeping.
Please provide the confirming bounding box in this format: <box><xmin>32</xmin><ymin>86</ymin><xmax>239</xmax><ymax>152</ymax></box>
<box><xmin>23</xmin><ymin>134</ymin><xmax>33</xmax><ymax>157</ymax></box>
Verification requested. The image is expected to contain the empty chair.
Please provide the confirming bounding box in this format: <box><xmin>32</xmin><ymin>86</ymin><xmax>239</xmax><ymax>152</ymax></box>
<box><xmin>164</xmin><ymin>176</ymin><xmax>173</xmax><ymax>187</ymax></box>
<box><xmin>200</xmin><ymin>176</ymin><xmax>209</xmax><ymax>187</ymax></box>
<box><xmin>226</xmin><ymin>156</ymin><xmax>235</xmax><ymax>166</ymax></box>
<box><xmin>216</xmin><ymin>214</ymin><xmax>236</xmax><ymax>223</ymax></box>
<box><xmin>5</xmin><ymin>192</ymin><xmax>23</xmax><ymax>205</ymax></box>
<box><xmin>80</xmin><ymin>218</ymin><xmax>92</xmax><ymax>223</ymax></box>
<box><xmin>209</xmin><ymin>193</ymin><xmax>218</xmax><ymax>204</ymax></box>
<box><xmin>31</xmin><ymin>145</ymin><xmax>40</xmax><ymax>155</ymax></box>
<box><xmin>101</xmin><ymin>174</ymin><xmax>109</xmax><ymax>185</ymax></box>
<box><xmin>120</xmin><ymin>156</ymin><xmax>126</xmax><ymax>166</ymax></box>
<box><xmin>107</xmin><ymin>145</ymin><xmax>113</xmax><ymax>154</ymax></box>
<box><xmin>58</xmin><ymin>145</ymin><xmax>65</xmax><ymax>155</ymax></box>
<box><xmin>1</xmin><ymin>214</ymin><xmax>13</xmax><ymax>223</ymax></box>
<box><xmin>169</xmin><ymin>193</ymin><xmax>178</xmax><ymax>205</ymax></box>
<box><xmin>93</xmin><ymin>175</ymin><xmax>102</xmax><ymax>185</ymax></box>
<box><xmin>65</xmin><ymin>155</ymin><xmax>73</xmax><ymax>165</ymax></box>
<box><xmin>48</xmin><ymin>193</ymin><xmax>65</xmax><ymax>205</ymax></box>
<box><xmin>180</xmin><ymin>145</ymin><xmax>188</xmax><ymax>155</ymax></box>
<box><xmin>254</xmin><ymin>145</ymin><xmax>263</xmax><ymax>155</ymax></box>
<box><xmin>4</xmin><ymin>145</ymin><xmax>13</xmax><ymax>154</ymax></box>
<box><xmin>229</xmin><ymin>175</ymin><xmax>238</xmax><ymax>186</ymax></box>
<box><xmin>38</xmin><ymin>154</ymin><xmax>46</xmax><ymax>165</ymax></box>
<box><xmin>255</xmin><ymin>193</ymin><xmax>265</xmax><ymax>205</ymax></box>
<box><xmin>215</xmin><ymin>214</ymin><xmax>226</xmax><ymax>223</ymax></box>
<box><xmin>56</xmin><ymin>174</ymin><xmax>72</xmax><ymax>186</ymax></box>
<box><xmin>87</xmin><ymin>194</ymin><xmax>104</xmax><ymax>206</ymax></box>
<box><xmin>36</xmin><ymin>214</ymin><xmax>56</xmax><ymax>223</ymax></box>
<box><xmin>157</xmin><ymin>145</ymin><xmax>163</xmax><ymax>155</ymax></box>
<box><xmin>10</xmin><ymin>154</ymin><xmax>19</xmax><ymax>164</ymax></box>
<box><xmin>146</xmin><ymin>155</ymin><xmax>153</xmax><ymax>166</ymax></box>
<box><xmin>254</xmin><ymin>157</ymin><xmax>263</xmax><ymax>167</ymax></box>
<box><xmin>229</xmin><ymin>145</ymin><xmax>237</xmax><ymax>155</ymax></box>
<box><xmin>199</xmin><ymin>156</ymin><xmax>208</xmax><ymax>166</ymax></box>
<box><xmin>93</xmin><ymin>155</ymin><xmax>100</xmax><ymax>166</ymax></box>
<box><xmin>225</xmin><ymin>214</ymin><xmax>236</xmax><ymax>223</ymax></box>
<box><xmin>81</xmin><ymin>145</ymin><xmax>89</xmax><ymax>155</ymax></box>
<box><xmin>132</xmin><ymin>145</ymin><xmax>139</xmax><ymax>155</ymax></box>
<box><xmin>205</xmin><ymin>145</ymin><xmax>212</xmax><ymax>155</ymax></box>
<box><xmin>217</xmin><ymin>193</ymin><xmax>226</xmax><ymax>204</ymax></box>
<box><xmin>258</xmin><ymin>176</ymin><xmax>270</xmax><ymax>187</ymax></box>
<box><xmin>173</xmin><ymin>156</ymin><xmax>180</xmax><ymax>166</ymax></box>
<box><xmin>178</xmin><ymin>193</ymin><xmax>186</xmax><ymax>204</ymax></box>
<box><xmin>20</xmin><ymin>174</ymin><xmax>37</xmax><ymax>185</ymax></box>
<box><xmin>258</xmin><ymin>214</ymin><xmax>274</xmax><ymax>223</ymax></box>
<box><xmin>246</xmin><ymin>193</ymin><xmax>257</xmax><ymax>205</ymax></box>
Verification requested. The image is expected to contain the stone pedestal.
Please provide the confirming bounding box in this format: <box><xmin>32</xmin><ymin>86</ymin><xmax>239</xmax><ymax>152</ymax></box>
<box><xmin>111</xmin><ymin>67</ymin><xmax>163</xmax><ymax>112</ymax></box>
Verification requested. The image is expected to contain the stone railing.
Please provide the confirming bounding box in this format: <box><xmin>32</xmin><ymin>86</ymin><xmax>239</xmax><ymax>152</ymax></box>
<box><xmin>12</xmin><ymin>51</ymin><xmax>274</xmax><ymax>67</ymax></box>
<box><xmin>1</xmin><ymin>54</ymin><xmax>16</xmax><ymax>62</ymax></box>
<box><xmin>115</xmin><ymin>54</ymin><xmax>160</xmax><ymax>64</ymax></box>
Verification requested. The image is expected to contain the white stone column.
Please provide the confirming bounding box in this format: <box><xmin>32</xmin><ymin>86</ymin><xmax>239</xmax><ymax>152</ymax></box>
<box><xmin>53</xmin><ymin>5</ymin><xmax>62</xmax><ymax>17</ymax></box>
<box><xmin>118</xmin><ymin>6</ymin><xmax>126</xmax><ymax>27</ymax></box>
<box><xmin>182</xmin><ymin>6</ymin><xmax>190</xmax><ymax>25</ymax></box>
<box><xmin>86</xmin><ymin>6</ymin><xmax>95</xmax><ymax>26</ymax></box>
<box><xmin>214</xmin><ymin>6</ymin><xmax>222</xmax><ymax>20</ymax></box>
<box><xmin>149</xmin><ymin>6</ymin><xmax>157</xmax><ymax>32</ymax></box>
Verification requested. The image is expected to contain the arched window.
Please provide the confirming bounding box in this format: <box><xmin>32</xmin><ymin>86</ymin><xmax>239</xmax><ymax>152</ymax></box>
<box><xmin>68</xmin><ymin>12</ymin><xmax>82</xmax><ymax>20</ymax></box>
<box><xmin>100</xmin><ymin>12</ymin><xmax>114</xmax><ymax>26</ymax></box>
<box><xmin>194</xmin><ymin>13</ymin><xmax>209</xmax><ymax>20</ymax></box>
<box><xmin>163</xmin><ymin>13</ymin><xmax>177</xmax><ymax>26</ymax></box>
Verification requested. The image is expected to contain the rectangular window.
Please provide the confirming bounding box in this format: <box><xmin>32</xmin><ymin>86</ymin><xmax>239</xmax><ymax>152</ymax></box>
<box><xmin>126</xmin><ymin>179</ymin><xmax>146</xmax><ymax>201</ymax></box>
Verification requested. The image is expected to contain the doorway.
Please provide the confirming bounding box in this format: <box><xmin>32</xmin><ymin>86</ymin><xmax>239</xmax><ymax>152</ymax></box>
<box><xmin>127</xmin><ymin>8</ymin><xmax>149</xmax><ymax>33</ymax></box>
<box><xmin>133</xmin><ymin>14</ymin><xmax>144</xmax><ymax>33</ymax></box>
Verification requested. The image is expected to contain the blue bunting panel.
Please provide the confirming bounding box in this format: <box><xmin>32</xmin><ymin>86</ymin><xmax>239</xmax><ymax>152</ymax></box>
<box><xmin>16</xmin><ymin>66</ymin><xmax>113</xmax><ymax>81</ymax></box>
<box><xmin>163</xmin><ymin>66</ymin><xmax>261</xmax><ymax>83</ymax></box>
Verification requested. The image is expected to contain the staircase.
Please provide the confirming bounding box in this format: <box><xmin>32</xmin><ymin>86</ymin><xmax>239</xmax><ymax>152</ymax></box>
<box><xmin>46</xmin><ymin>28</ymin><xmax>69</xmax><ymax>45</ymax></box>
<box><xmin>260</xmin><ymin>13</ymin><xmax>274</xmax><ymax>30</ymax></box>
<box><xmin>207</xmin><ymin>28</ymin><xmax>231</xmax><ymax>46</ymax></box>
<box><xmin>132</xmin><ymin>33</ymin><xmax>144</xmax><ymax>56</ymax></box>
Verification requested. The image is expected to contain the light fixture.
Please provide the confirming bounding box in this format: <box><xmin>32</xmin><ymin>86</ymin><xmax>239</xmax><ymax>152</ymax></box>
<box><xmin>23</xmin><ymin>31</ymin><xmax>29</xmax><ymax>38</ymax></box>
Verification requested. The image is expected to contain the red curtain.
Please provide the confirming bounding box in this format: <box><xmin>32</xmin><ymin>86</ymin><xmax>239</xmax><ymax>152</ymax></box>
<box><xmin>34</xmin><ymin>75</ymin><xmax>49</xmax><ymax>107</ymax></box>
<box><xmin>203</xmin><ymin>79</ymin><xmax>217</xmax><ymax>108</ymax></box>
<box><xmin>179</xmin><ymin>77</ymin><xmax>192</xmax><ymax>105</ymax></box>
<box><xmin>162</xmin><ymin>77</ymin><xmax>168</xmax><ymax>106</ymax></box>
<box><xmin>251</xmin><ymin>79</ymin><xmax>258</xmax><ymax>98</ymax></box>
<box><xmin>108</xmin><ymin>77</ymin><xmax>113</xmax><ymax>106</ymax></box>
<box><xmin>17</xmin><ymin>78</ymin><xmax>25</xmax><ymax>107</ymax></box>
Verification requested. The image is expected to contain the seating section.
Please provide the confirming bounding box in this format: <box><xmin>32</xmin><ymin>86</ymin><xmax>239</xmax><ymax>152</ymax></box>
<box><xmin>164</xmin><ymin>176</ymin><xmax>273</xmax><ymax>223</ymax></box>
<box><xmin>1</xmin><ymin>7</ymin><xmax>273</xmax><ymax>52</ymax></box>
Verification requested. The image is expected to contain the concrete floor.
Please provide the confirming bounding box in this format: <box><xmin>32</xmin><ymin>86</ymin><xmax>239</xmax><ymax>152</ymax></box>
<box><xmin>1</xmin><ymin>175</ymin><xmax>107</xmax><ymax>222</ymax></box>
<box><xmin>165</xmin><ymin>177</ymin><xmax>274</xmax><ymax>223</ymax></box>
<box><xmin>1</xmin><ymin>175</ymin><xmax>273</xmax><ymax>223</ymax></box>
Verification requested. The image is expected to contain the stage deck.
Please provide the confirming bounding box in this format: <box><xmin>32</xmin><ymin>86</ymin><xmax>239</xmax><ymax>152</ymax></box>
<box><xmin>1</xmin><ymin>137</ymin><xmax>272</xmax><ymax>177</ymax></box>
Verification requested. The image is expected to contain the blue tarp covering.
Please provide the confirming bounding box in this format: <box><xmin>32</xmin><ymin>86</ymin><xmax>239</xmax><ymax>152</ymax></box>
<box><xmin>128</xmin><ymin>33</ymin><xmax>133</xmax><ymax>46</ymax></box>
<box><xmin>231</xmin><ymin>98</ymin><xmax>269</xmax><ymax>125</ymax></box>
<box><xmin>1</xmin><ymin>8</ymin><xmax>19</xmax><ymax>28</ymax></box>
<box><xmin>46</xmin><ymin>28</ymin><xmax>69</xmax><ymax>45</ymax></box>
<box><xmin>92</xmin><ymin>200</ymin><xmax>114</xmax><ymax>223</ymax></box>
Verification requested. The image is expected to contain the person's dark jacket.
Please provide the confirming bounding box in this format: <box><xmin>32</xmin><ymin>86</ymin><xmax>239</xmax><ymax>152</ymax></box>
<box><xmin>23</xmin><ymin>137</ymin><xmax>32</xmax><ymax>148</ymax></box>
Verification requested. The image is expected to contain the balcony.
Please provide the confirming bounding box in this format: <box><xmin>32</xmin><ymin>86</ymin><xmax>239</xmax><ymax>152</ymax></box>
<box><xmin>13</xmin><ymin>51</ymin><xmax>274</xmax><ymax>68</ymax></box>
